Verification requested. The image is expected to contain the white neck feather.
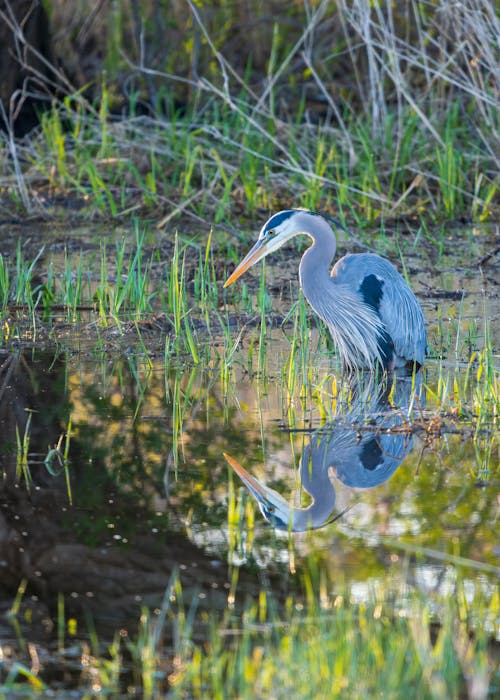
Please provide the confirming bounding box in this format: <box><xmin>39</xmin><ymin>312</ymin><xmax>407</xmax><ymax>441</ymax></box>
<box><xmin>298</xmin><ymin>224</ymin><xmax>384</xmax><ymax>370</ymax></box>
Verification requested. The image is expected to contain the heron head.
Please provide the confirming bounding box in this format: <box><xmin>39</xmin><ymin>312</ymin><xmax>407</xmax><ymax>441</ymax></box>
<box><xmin>224</xmin><ymin>453</ymin><xmax>293</xmax><ymax>529</ymax></box>
<box><xmin>224</xmin><ymin>210</ymin><xmax>301</xmax><ymax>288</ymax></box>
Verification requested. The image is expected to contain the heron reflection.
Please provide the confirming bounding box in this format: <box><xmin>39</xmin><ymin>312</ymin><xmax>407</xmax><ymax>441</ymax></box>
<box><xmin>225</xmin><ymin>372</ymin><xmax>424</xmax><ymax>531</ymax></box>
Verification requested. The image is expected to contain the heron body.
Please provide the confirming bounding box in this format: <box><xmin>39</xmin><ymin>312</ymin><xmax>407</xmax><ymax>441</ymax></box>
<box><xmin>224</xmin><ymin>210</ymin><xmax>427</xmax><ymax>371</ymax></box>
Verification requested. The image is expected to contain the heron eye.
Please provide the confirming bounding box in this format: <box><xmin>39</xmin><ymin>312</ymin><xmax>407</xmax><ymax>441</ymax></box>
<box><xmin>267</xmin><ymin>505</ymin><xmax>275</xmax><ymax>513</ymax></box>
<box><xmin>267</xmin><ymin>229</ymin><xmax>276</xmax><ymax>237</ymax></box>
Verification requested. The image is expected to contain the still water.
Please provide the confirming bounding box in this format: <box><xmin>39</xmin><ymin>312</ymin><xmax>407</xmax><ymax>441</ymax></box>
<box><xmin>0</xmin><ymin>327</ymin><xmax>497</xmax><ymax>644</ymax></box>
<box><xmin>0</xmin><ymin>226</ymin><xmax>498</xmax><ymax>691</ymax></box>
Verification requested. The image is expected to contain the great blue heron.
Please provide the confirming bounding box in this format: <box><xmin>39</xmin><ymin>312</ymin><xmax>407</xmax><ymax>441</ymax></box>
<box><xmin>225</xmin><ymin>372</ymin><xmax>423</xmax><ymax>531</ymax></box>
<box><xmin>224</xmin><ymin>210</ymin><xmax>427</xmax><ymax>371</ymax></box>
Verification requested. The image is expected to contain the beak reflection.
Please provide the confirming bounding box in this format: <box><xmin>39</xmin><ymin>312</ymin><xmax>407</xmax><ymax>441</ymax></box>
<box><xmin>224</xmin><ymin>452</ymin><xmax>268</xmax><ymax>500</ymax></box>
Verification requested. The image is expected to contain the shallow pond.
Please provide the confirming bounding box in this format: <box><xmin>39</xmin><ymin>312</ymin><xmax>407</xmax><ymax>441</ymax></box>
<box><xmin>0</xmin><ymin>222</ymin><xmax>498</xmax><ymax>694</ymax></box>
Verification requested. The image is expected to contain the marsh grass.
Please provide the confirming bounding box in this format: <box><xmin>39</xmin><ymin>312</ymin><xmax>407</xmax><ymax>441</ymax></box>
<box><xmin>0</xmin><ymin>229</ymin><xmax>182</xmax><ymax>329</ymax></box>
<box><xmin>165</xmin><ymin>583</ymin><xmax>497</xmax><ymax>700</ymax></box>
<box><xmin>95</xmin><ymin>230</ymin><xmax>156</xmax><ymax>326</ymax></box>
<box><xmin>2</xmin><ymin>572</ymin><xmax>497</xmax><ymax>698</ymax></box>
<box><xmin>1</xmin><ymin>2</ymin><xmax>498</xmax><ymax>224</ymax></box>
<box><xmin>6</xmin><ymin>93</ymin><xmax>496</xmax><ymax>226</ymax></box>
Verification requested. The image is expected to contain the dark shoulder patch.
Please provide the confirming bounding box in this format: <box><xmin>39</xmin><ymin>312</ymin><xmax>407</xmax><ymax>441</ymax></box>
<box><xmin>360</xmin><ymin>438</ymin><xmax>382</xmax><ymax>471</ymax></box>
<box><xmin>266</xmin><ymin>210</ymin><xmax>295</xmax><ymax>230</ymax></box>
<box><xmin>359</xmin><ymin>274</ymin><xmax>395</xmax><ymax>368</ymax></box>
<box><xmin>359</xmin><ymin>273</ymin><xmax>384</xmax><ymax>312</ymax></box>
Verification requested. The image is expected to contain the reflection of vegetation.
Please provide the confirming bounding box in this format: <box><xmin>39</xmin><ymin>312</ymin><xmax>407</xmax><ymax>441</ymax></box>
<box><xmin>64</xmin><ymin>357</ymin><xmax>273</xmax><ymax>546</ymax></box>
<box><xmin>0</xmin><ymin>351</ymin><xmax>71</xmax><ymax>486</ymax></box>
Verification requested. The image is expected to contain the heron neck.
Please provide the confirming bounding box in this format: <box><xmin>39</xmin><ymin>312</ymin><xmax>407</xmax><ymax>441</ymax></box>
<box><xmin>297</xmin><ymin>220</ymin><xmax>383</xmax><ymax>369</ymax></box>
<box><xmin>298</xmin><ymin>221</ymin><xmax>337</xmax><ymax>301</ymax></box>
<box><xmin>290</xmin><ymin>444</ymin><xmax>336</xmax><ymax>531</ymax></box>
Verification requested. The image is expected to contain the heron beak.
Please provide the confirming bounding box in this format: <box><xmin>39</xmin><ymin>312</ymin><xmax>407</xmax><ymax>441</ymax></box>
<box><xmin>223</xmin><ymin>239</ymin><xmax>267</xmax><ymax>288</ymax></box>
<box><xmin>223</xmin><ymin>452</ymin><xmax>268</xmax><ymax>500</ymax></box>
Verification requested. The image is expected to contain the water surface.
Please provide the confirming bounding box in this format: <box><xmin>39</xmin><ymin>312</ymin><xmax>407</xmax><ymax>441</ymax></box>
<box><xmin>0</xmin><ymin>223</ymin><xmax>498</xmax><ymax>689</ymax></box>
